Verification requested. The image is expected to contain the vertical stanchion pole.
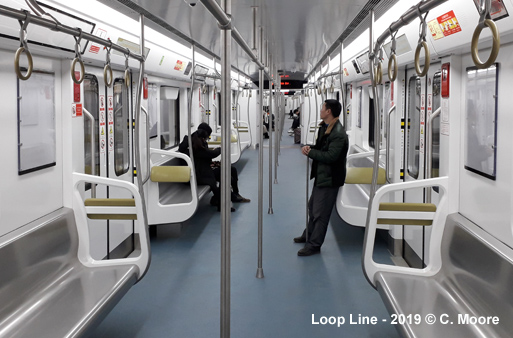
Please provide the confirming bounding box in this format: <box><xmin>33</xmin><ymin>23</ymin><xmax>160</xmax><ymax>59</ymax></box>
<box><xmin>188</xmin><ymin>45</ymin><xmax>196</xmax><ymax>178</ymax></box>
<box><xmin>274</xmin><ymin>70</ymin><xmax>279</xmax><ymax>183</ymax></box>
<box><xmin>305</xmin><ymin>93</ymin><xmax>310</xmax><ymax>237</ymax></box>
<box><xmin>268</xmin><ymin>55</ymin><xmax>274</xmax><ymax>214</ymax></box>
<box><xmin>220</xmin><ymin>0</ymin><xmax>232</xmax><ymax>336</ymax></box>
<box><xmin>133</xmin><ymin>14</ymin><xmax>151</xmax><ymax>279</ymax></box>
<box><xmin>362</xmin><ymin>9</ymin><xmax>383</xmax><ymax>287</ymax></box>
<box><xmin>340</xmin><ymin>43</ymin><xmax>347</xmax><ymax>128</ymax></box>
<box><xmin>256</xmin><ymin>25</ymin><xmax>265</xmax><ymax>279</ymax></box>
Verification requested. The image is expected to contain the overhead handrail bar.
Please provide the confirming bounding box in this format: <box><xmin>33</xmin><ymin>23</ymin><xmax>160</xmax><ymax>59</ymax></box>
<box><xmin>83</xmin><ymin>108</ymin><xmax>96</xmax><ymax>198</ymax></box>
<box><xmin>471</xmin><ymin>0</ymin><xmax>500</xmax><ymax>69</ymax></box>
<box><xmin>385</xmin><ymin>105</ymin><xmax>396</xmax><ymax>184</ymax></box>
<box><xmin>318</xmin><ymin>70</ymin><xmax>341</xmax><ymax>81</ymax></box>
<box><xmin>370</xmin><ymin>0</ymin><xmax>448</xmax><ymax>71</ymax></box>
<box><xmin>199</xmin><ymin>0</ymin><xmax>271</xmax><ymax>80</ymax></box>
<box><xmin>0</xmin><ymin>5</ymin><xmax>145</xmax><ymax>62</ymax></box>
<box><xmin>24</xmin><ymin>0</ymin><xmax>61</xmax><ymax>26</ymax></box>
<box><xmin>425</xmin><ymin>107</ymin><xmax>441</xmax><ymax>203</ymax></box>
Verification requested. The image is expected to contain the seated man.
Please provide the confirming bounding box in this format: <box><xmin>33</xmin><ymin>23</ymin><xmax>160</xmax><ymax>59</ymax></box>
<box><xmin>288</xmin><ymin>109</ymin><xmax>300</xmax><ymax>133</ymax></box>
<box><xmin>178</xmin><ymin>123</ymin><xmax>250</xmax><ymax>210</ymax></box>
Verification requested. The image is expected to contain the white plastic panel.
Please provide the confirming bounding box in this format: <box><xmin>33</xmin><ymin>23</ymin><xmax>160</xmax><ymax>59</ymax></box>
<box><xmin>459</xmin><ymin>44</ymin><xmax>513</xmax><ymax>249</ymax></box>
<box><xmin>0</xmin><ymin>50</ymin><xmax>63</xmax><ymax>236</ymax></box>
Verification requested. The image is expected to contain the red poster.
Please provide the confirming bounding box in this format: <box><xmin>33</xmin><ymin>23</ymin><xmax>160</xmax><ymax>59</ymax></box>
<box><xmin>75</xmin><ymin>103</ymin><xmax>83</xmax><ymax>117</ymax></box>
<box><xmin>437</xmin><ymin>11</ymin><xmax>461</xmax><ymax>37</ymax></box>
<box><xmin>174</xmin><ymin>60</ymin><xmax>184</xmax><ymax>71</ymax></box>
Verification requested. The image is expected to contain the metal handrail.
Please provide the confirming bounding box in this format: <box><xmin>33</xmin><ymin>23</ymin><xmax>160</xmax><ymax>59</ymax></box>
<box><xmin>83</xmin><ymin>108</ymin><xmax>96</xmax><ymax>198</ymax></box>
<box><xmin>141</xmin><ymin>106</ymin><xmax>151</xmax><ymax>185</ymax></box>
<box><xmin>425</xmin><ymin>106</ymin><xmax>441</xmax><ymax>203</ymax></box>
<box><xmin>0</xmin><ymin>4</ymin><xmax>145</xmax><ymax>62</ymax></box>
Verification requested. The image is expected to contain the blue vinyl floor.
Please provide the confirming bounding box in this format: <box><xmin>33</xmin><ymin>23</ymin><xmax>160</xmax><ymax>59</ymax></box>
<box><xmin>92</xmin><ymin>127</ymin><xmax>399</xmax><ymax>338</ymax></box>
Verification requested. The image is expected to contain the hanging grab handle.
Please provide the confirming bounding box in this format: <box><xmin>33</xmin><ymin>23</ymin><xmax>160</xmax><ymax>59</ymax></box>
<box><xmin>374</xmin><ymin>48</ymin><xmax>383</xmax><ymax>85</ymax></box>
<box><xmin>124</xmin><ymin>50</ymin><xmax>131</xmax><ymax>87</ymax></box>
<box><xmin>471</xmin><ymin>0</ymin><xmax>500</xmax><ymax>69</ymax></box>
<box><xmin>14</xmin><ymin>13</ymin><xmax>33</xmax><ymax>81</ymax></box>
<box><xmin>387</xmin><ymin>26</ymin><xmax>398</xmax><ymax>82</ymax></box>
<box><xmin>414</xmin><ymin>9</ymin><xmax>430</xmax><ymax>77</ymax></box>
<box><xmin>104</xmin><ymin>42</ymin><xmax>113</xmax><ymax>87</ymax></box>
<box><xmin>71</xmin><ymin>28</ymin><xmax>85</xmax><ymax>84</ymax></box>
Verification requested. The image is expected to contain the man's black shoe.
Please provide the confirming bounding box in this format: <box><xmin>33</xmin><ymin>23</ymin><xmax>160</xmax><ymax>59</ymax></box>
<box><xmin>293</xmin><ymin>236</ymin><xmax>306</xmax><ymax>243</ymax></box>
<box><xmin>297</xmin><ymin>247</ymin><xmax>320</xmax><ymax>256</ymax></box>
<box><xmin>217</xmin><ymin>207</ymin><xmax>236</xmax><ymax>212</ymax></box>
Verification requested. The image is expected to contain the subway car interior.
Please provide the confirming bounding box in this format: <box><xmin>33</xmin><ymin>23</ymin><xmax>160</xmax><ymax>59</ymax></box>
<box><xmin>0</xmin><ymin>0</ymin><xmax>513</xmax><ymax>337</ymax></box>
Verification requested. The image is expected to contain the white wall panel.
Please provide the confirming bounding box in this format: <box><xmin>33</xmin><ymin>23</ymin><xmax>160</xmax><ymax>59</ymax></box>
<box><xmin>459</xmin><ymin>43</ymin><xmax>513</xmax><ymax>248</ymax></box>
<box><xmin>0</xmin><ymin>50</ymin><xmax>63</xmax><ymax>236</ymax></box>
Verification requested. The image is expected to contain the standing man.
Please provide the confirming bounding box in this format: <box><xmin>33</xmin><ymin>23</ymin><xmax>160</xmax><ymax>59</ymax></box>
<box><xmin>294</xmin><ymin>99</ymin><xmax>349</xmax><ymax>256</ymax></box>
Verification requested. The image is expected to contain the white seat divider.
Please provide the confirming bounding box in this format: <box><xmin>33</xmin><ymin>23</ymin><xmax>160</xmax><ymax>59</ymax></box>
<box><xmin>147</xmin><ymin>148</ymin><xmax>210</xmax><ymax>225</ymax></box>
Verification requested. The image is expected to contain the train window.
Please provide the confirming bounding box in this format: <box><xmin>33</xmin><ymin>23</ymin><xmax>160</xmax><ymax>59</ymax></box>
<box><xmin>357</xmin><ymin>87</ymin><xmax>362</xmax><ymax>128</ymax></box>
<box><xmin>17</xmin><ymin>70</ymin><xmax>56</xmax><ymax>175</ymax></box>
<box><xmin>464</xmin><ymin>65</ymin><xmax>498</xmax><ymax>180</ymax></box>
<box><xmin>113</xmin><ymin>79</ymin><xmax>130</xmax><ymax>176</ymax></box>
<box><xmin>83</xmin><ymin>75</ymin><xmax>100</xmax><ymax>178</ymax></box>
<box><xmin>407</xmin><ymin>76</ymin><xmax>421</xmax><ymax>179</ymax></box>
<box><xmin>148</xmin><ymin>84</ymin><xmax>158</xmax><ymax>139</ymax></box>
<box><xmin>160</xmin><ymin>87</ymin><xmax>180</xmax><ymax>149</ymax></box>
<box><xmin>431</xmin><ymin>73</ymin><xmax>441</xmax><ymax>180</ymax></box>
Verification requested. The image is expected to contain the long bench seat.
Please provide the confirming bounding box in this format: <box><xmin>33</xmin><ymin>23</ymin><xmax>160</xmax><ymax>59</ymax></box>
<box><xmin>0</xmin><ymin>208</ymin><xmax>138</xmax><ymax>338</ymax></box>
<box><xmin>376</xmin><ymin>213</ymin><xmax>513</xmax><ymax>337</ymax></box>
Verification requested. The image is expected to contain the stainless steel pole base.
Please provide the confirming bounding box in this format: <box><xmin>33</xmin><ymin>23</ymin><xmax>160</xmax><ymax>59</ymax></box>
<box><xmin>274</xmin><ymin>179</ymin><xmax>278</xmax><ymax>184</ymax></box>
<box><xmin>256</xmin><ymin>268</ymin><xmax>264</xmax><ymax>279</ymax></box>
<box><xmin>268</xmin><ymin>208</ymin><xmax>274</xmax><ymax>214</ymax></box>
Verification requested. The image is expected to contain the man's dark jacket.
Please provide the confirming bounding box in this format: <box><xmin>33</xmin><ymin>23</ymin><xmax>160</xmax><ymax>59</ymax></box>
<box><xmin>308</xmin><ymin>117</ymin><xmax>349</xmax><ymax>187</ymax></box>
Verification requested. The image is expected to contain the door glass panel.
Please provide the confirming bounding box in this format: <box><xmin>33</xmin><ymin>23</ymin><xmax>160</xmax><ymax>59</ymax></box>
<box><xmin>431</xmin><ymin>73</ymin><xmax>441</xmax><ymax>179</ymax></box>
<box><xmin>384</xmin><ymin>82</ymin><xmax>391</xmax><ymax>141</ymax></box>
<box><xmin>83</xmin><ymin>75</ymin><xmax>100</xmax><ymax>177</ymax></box>
<box><xmin>148</xmin><ymin>84</ymin><xmax>158</xmax><ymax>139</ymax></box>
<box><xmin>345</xmin><ymin>84</ymin><xmax>352</xmax><ymax>131</ymax></box>
<box><xmin>407</xmin><ymin>76</ymin><xmax>421</xmax><ymax>179</ymax></box>
<box><xmin>113</xmin><ymin>78</ymin><xmax>129</xmax><ymax>176</ymax></box>
<box><xmin>357</xmin><ymin>87</ymin><xmax>362</xmax><ymax>128</ymax></box>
